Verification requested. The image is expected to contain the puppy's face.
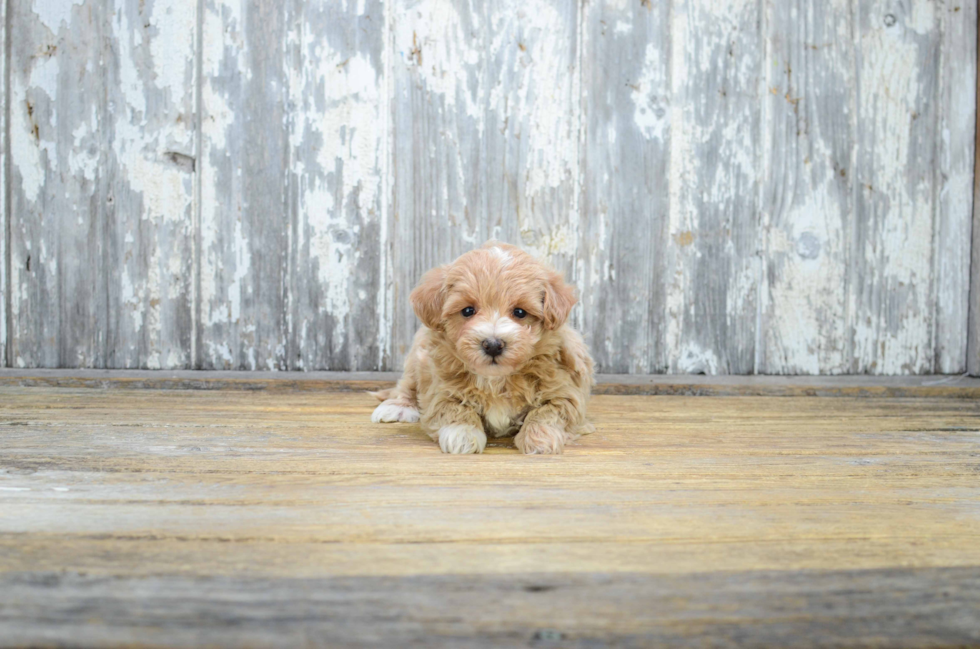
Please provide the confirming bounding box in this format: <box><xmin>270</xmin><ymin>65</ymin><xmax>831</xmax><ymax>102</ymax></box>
<box><xmin>411</xmin><ymin>243</ymin><xmax>576</xmax><ymax>377</ymax></box>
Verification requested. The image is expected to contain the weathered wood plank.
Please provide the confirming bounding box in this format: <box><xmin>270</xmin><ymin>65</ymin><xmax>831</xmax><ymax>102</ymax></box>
<box><xmin>664</xmin><ymin>0</ymin><xmax>762</xmax><ymax>374</ymax></box>
<box><xmin>758</xmin><ymin>0</ymin><xmax>854</xmax><ymax>374</ymax></box>
<box><xmin>578</xmin><ymin>0</ymin><xmax>669</xmax><ymax>374</ymax></box>
<box><xmin>970</xmin><ymin>24</ymin><xmax>980</xmax><ymax>377</ymax></box>
<box><xmin>934</xmin><ymin>0</ymin><xmax>977</xmax><ymax>373</ymax></box>
<box><xmin>387</xmin><ymin>0</ymin><xmax>581</xmax><ymax>367</ymax></box>
<box><xmin>1</xmin><ymin>0</ymin><xmax>7</xmax><ymax>368</ymax></box>
<box><xmin>3</xmin><ymin>368</ymin><xmax>980</xmax><ymax>397</ymax></box>
<box><xmin>3</xmin><ymin>569</ymin><xmax>980</xmax><ymax>648</ymax></box>
<box><xmin>1</xmin><ymin>388</ymin><xmax>980</xmax><ymax>645</ymax></box>
<box><xmin>104</xmin><ymin>0</ymin><xmax>197</xmax><ymax>369</ymax></box>
<box><xmin>199</xmin><ymin>0</ymin><xmax>289</xmax><ymax>370</ymax></box>
<box><xmin>285</xmin><ymin>0</ymin><xmax>385</xmax><ymax>371</ymax></box>
<box><xmin>7</xmin><ymin>0</ymin><xmax>109</xmax><ymax>368</ymax></box>
<box><xmin>849</xmin><ymin>1</ymin><xmax>942</xmax><ymax>374</ymax></box>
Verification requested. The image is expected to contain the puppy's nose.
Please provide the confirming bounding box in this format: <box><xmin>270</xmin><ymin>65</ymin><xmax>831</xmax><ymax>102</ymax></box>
<box><xmin>481</xmin><ymin>338</ymin><xmax>505</xmax><ymax>358</ymax></box>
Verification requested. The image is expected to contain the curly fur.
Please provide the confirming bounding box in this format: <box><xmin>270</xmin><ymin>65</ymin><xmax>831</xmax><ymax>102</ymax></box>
<box><xmin>371</xmin><ymin>242</ymin><xmax>595</xmax><ymax>455</ymax></box>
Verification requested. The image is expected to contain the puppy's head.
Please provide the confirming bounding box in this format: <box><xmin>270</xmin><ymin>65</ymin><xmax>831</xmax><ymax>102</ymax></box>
<box><xmin>411</xmin><ymin>242</ymin><xmax>576</xmax><ymax>377</ymax></box>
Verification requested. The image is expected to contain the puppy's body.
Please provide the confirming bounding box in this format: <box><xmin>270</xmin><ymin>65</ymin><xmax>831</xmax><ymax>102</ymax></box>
<box><xmin>372</xmin><ymin>242</ymin><xmax>594</xmax><ymax>455</ymax></box>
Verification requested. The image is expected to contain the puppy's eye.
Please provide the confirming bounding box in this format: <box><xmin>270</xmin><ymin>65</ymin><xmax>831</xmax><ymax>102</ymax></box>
<box><xmin>512</xmin><ymin>308</ymin><xmax>527</xmax><ymax>319</ymax></box>
<box><xmin>461</xmin><ymin>306</ymin><xmax>476</xmax><ymax>318</ymax></box>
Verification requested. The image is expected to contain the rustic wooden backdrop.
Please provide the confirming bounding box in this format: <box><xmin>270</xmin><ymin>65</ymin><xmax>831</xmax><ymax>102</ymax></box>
<box><xmin>1</xmin><ymin>0</ymin><xmax>977</xmax><ymax>374</ymax></box>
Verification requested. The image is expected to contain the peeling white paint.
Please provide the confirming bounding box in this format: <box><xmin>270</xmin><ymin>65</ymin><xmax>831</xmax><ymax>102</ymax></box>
<box><xmin>31</xmin><ymin>0</ymin><xmax>84</xmax><ymax>33</ymax></box>
<box><xmin>632</xmin><ymin>43</ymin><xmax>667</xmax><ymax>141</ymax></box>
<box><xmin>395</xmin><ymin>0</ymin><xmax>483</xmax><ymax>122</ymax></box>
<box><xmin>147</xmin><ymin>0</ymin><xmax>196</xmax><ymax>100</ymax></box>
<box><xmin>676</xmin><ymin>343</ymin><xmax>720</xmax><ymax>375</ymax></box>
<box><xmin>854</xmin><ymin>14</ymin><xmax>933</xmax><ymax>373</ymax></box>
<box><xmin>3</xmin><ymin>0</ymin><xmax>975</xmax><ymax>375</ymax></box>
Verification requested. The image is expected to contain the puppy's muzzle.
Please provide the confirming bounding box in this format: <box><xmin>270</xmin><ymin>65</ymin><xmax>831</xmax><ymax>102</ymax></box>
<box><xmin>481</xmin><ymin>338</ymin><xmax>505</xmax><ymax>358</ymax></box>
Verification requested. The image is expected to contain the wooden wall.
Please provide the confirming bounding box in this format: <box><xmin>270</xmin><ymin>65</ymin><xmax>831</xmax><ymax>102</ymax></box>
<box><xmin>1</xmin><ymin>0</ymin><xmax>977</xmax><ymax>374</ymax></box>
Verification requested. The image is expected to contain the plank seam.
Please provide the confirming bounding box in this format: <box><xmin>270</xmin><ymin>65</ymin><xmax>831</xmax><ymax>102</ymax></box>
<box><xmin>284</xmin><ymin>3</ymin><xmax>297</xmax><ymax>371</ymax></box>
<box><xmin>99</xmin><ymin>0</ymin><xmax>111</xmax><ymax>369</ymax></box>
<box><xmin>845</xmin><ymin>0</ymin><xmax>859</xmax><ymax>373</ymax></box>
<box><xmin>192</xmin><ymin>0</ymin><xmax>204</xmax><ymax>370</ymax></box>
<box><xmin>753</xmin><ymin>0</ymin><xmax>771</xmax><ymax>375</ymax></box>
<box><xmin>966</xmin><ymin>5</ymin><xmax>980</xmax><ymax>376</ymax></box>
<box><xmin>1</xmin><ymin>369</ymin><xmax>980</xmax><ymax>398</ymax></box>
<box><xmin>930</xmin><ymin>2</ymin><xmax>946</xmax><ymax>374</ymax></box>
<box><xmin>378</xmin><ymin>0</ymin><xmax>394</xmax><ymax>372</ymax></box>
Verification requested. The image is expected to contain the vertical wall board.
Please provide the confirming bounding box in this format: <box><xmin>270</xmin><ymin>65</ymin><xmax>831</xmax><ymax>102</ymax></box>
<box><xmin>1</xmin><ymin>0</ymin><xmax>7</xmax><ymax>367</ymax></box>
<box><xmin>758</xmin><ymin>0</ymin><xmax>854</xmax><ymax>374</ymax></box>
<box><xmin>104</xmin><ymin>0</ymin><xmax>197</xmax><ymax>369</ymax></box>
<box><xmin>285</xmin><ymin>0</ymin><xmax>385</xmax><ymax>371</ymax></box>
<box><xmin>664</xmin><ymin>0</ymin><xmax>762</xmax><ymax>374</ymax></box>
<box><xmin>480</xmin><ymin>2</ymin><xmax>581</xmax><ymax>285</ymax></box>
<box><xmin>578</xmin><ymin>0</ymin><xmax>670</xmax><ymax>374</ymax></box>
<box><xmin>387</xmin><ymin>0</ymin><xmax>581</xmax><ymax>368</ymax></box>
<box><xmin>849</xmin><ymin>1</ymin><xmax>942</xmax><ymax>374</ymax></box>
<box><xmin>7</xmin><ymin>0</ymin><xmax>108</xmax><ymax>368</ymax></box>
<box><xmin>934</xmin><ymin>0</ymin><xmax>977</xmax><ymax>373</ymax></box>
<box><xmin>970</xmin><ymin>25</ymin><xmax>980</xmax><ymax>377</ymax></box>
<box><xmin>199</xmin><ymin>0</ymin><xmax>289</xmax><ymax>370</ymax></box>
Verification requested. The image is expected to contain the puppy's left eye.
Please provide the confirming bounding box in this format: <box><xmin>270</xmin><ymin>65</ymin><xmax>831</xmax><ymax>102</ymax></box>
<box><xmin>512</xmin><ymin>308</ymin><xmax>527</xmax><ymax>319</ymax></box>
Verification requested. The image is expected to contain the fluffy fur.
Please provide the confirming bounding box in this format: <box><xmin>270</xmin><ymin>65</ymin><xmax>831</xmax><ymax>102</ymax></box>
<box><xmin>371</xmin><ymin>242</ymin><xmax>595</xmax><ymax>455</ymax></box>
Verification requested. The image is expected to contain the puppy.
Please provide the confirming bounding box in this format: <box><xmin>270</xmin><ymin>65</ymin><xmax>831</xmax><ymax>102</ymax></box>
<box><xmin>371</xmin><ymin>242</ymin><xmax>594</xmax><ymax>454</ymax></box>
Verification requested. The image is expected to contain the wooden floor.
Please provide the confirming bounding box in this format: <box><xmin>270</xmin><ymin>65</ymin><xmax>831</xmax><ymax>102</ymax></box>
<box><xmin>1</xmin><ymin>384</ymin><xmax>979</xmax><ymax>647</ymax></box>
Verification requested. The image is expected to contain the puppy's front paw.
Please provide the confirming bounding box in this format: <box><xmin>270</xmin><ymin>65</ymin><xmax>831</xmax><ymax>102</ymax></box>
<box><xmin>437</xmin><ymin>424</ymin><xmax>487</xmax><ymax>454</ymax></box>
<box><xmin>372</xmin><ymin>399</ymin><xmax>420</xmax><ymax>423</ymax></box>
<box><xmin>515</xmin><ymin>423</ymin><xmax>569</xmax><ymax>455</ymax></box>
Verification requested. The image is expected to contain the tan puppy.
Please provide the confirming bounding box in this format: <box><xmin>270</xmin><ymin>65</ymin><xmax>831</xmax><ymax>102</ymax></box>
<box><xmin>371</xmin><ymin>242</ymin><xmax>595</xmax><ymax>454</ymax></box>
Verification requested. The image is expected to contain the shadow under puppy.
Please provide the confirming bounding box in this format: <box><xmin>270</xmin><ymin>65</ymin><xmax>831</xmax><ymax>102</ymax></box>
<box><xmin>371</xmin><ymin>242</ymin><xmax>595</xmax><ymax>454</ymax></box>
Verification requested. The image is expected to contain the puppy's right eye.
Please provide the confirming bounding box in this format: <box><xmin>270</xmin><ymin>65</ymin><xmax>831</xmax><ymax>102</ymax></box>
<box><xmin>461</xmin><ymin>306</ymin><xmax>476</xmax><ymax>318</ymax></box>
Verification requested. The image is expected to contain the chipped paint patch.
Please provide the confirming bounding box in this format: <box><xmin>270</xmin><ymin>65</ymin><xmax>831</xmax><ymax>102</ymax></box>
<box><xmin>31</xmin><ymin>0</ymin><xmax>85</xmax><ymax>33</ymax></box>
<box><xmin>632</xmin><ymin>43</ymin><xmax>668</xmax><ymax>141</ymax></box>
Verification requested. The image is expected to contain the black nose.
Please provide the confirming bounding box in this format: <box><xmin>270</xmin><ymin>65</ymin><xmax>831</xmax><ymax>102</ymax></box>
<box><xmin>481</xmin><ymin>338</ymin><xmax>505</xmax><ymax>358</ymax></box>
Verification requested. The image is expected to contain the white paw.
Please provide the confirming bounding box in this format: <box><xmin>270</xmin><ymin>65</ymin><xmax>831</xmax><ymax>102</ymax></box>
<box><xmin>437</xmin><ymin>424</ymin><xmax>487</xmax><ymax>454</ymax></box>
<box><xmin>372</xmin><ymin>400</ymin><xmax>420</xmax><ymax>423</ymax></box>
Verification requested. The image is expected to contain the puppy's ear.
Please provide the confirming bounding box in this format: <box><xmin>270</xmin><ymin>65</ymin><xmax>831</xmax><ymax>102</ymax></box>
<box><xmin>410</xmin><ymin>265</ymin><xmax>447</xmax><ymax>329</ymax></box>
<box><xmin>541</xmin><ymin>270</ymin><xmax>577</xmax><ymax>330</ymax></box>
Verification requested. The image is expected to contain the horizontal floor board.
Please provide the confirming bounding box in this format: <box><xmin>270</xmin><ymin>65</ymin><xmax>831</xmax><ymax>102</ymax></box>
<box><xmin>1</xmin><ymin>370</ymin><xmax>980</xmax><ymax>397</ymax></box>
<box><xmin>2</xmin><ymin>569</ymin><xmax>979</xmax><ymax>648</ymax></box>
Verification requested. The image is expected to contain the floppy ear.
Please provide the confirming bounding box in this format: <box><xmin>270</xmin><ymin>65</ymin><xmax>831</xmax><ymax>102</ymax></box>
<box><xmin>410</xmin><ymin>265</ymin><xmax>447</xmax><ymax>329</ymax></box>
<box><xmin>541</xmin><ymin>270</ymin><xmax>577</xmax><ymax>330</ymax></box>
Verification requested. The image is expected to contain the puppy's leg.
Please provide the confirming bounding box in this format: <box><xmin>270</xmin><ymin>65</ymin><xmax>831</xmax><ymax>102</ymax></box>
<box><xmin>422</xmin><ymin>396</ymin><xmax>486</xmax><ymax>455</ymax></box>
<box><xmin>516</xmin><ymin>395</ymin><xmax>587</xmax><ymax>455</ymax></box>
<box><xmin>371</xmin><ymin>336</ymin><xmax>422</xmax><ymax>424</ymax></box>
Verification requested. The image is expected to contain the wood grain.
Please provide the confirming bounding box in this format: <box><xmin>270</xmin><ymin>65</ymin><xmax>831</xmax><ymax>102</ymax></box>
<box><xmin>387</xmin><ymin>0</ymin><xmax>582</xmax><ymax>366</ymax></box>
<box><xmin>7</xmin><ymin>0</ymin><xmax>110</xmax><ymax>368</ymax></box>
<box><xmin>105</xmin><ymin>0</ymin><xmax>197</xmax><ymax>369</ymax></box>
<box><xmin>0</xmin><ymin>0</ymin><xmax>977</xmax><ymax>375</ymax></box>
<box><xmin>665</xmin><ymin>0</ymin><xmax>762</xmax><ymax>374</ymax></box>
<box><xmin>850</xmin><ymin>1</ymin><xmax>943</xmax><ymax>374</ymax></box>
<box><xmin>198</xmin><ymin>0</ymin><xmax>290</xmax><ymax>370</ymax></box>
<box><xmin>578</xmin><ymin>0</ymin><xmax>669</xmax><ymax>374</ymax></box>
<box><xmin>3</xmin><ymin>368</ymin><xmax>980</xmax><ymax>398</ymax></box>
<box><xmin>1</xmin><ymin>0</ymin><xmax>7</xmax><ymax>368</ymax></box>
<box><xmin>1</xmin><ymin>387</ymin><xmax>979</xmax><ymax>645</ymax></box>
<box><xmin>970</xmin><ymin>18</ymin><xmax>980</xmax><ymax>378</ymax></box>
<box><xmin>3</xmin><ymin>569</ymin><xmax>980</xmax><ymax>648</ymax></box>
<box><xmin>935</xmin><ymin>0</ymin><xmax>978</xmax><ymax>373</ymax></box>
<box><xmin>285</xmin><ymin>0</ymin><xmax>385</xmax><ymax>372</ymax></box>
<box><xmin>759</xmin><ymin>0</ymin><xmax>854</xmax><ymax>374</ymax></box>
